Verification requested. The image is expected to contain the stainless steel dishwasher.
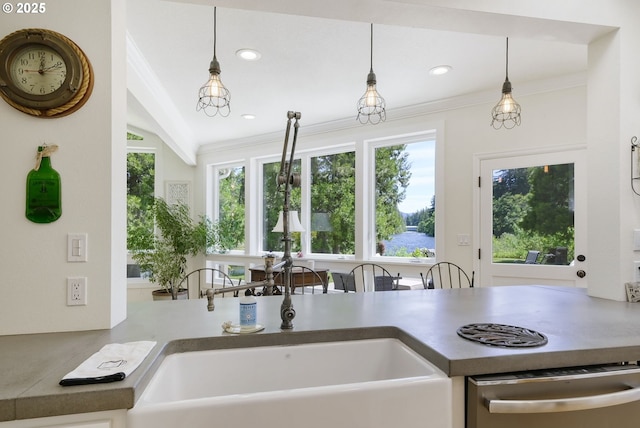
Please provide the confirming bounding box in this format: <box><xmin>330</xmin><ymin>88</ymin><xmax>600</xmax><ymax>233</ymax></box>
<box><xmin>467</xmin><ymin>364</ymin><xmax>640</xmax><ymax>428</ymax></box>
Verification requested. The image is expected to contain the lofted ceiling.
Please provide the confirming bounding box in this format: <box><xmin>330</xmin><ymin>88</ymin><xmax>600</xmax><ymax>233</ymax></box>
<box><xmin>126</xmin><ymin>0</ymin><xmax>613</xmax><ymax>164</ymax></box>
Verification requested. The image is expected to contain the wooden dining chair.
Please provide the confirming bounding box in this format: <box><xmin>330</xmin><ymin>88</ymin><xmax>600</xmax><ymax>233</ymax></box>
<box><xmin>421</xmin><ymin>262</ymin><xmax>474</xmax><ymax>289</ymax></box>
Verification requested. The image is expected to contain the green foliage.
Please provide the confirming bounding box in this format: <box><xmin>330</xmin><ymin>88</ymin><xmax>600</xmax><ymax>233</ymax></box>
<box><xmin>127</xmin><ymin>152</ymin><xmax>155</xmax><ymax>251</ymax></box>
<box><xmin>310</xmin><ymin>152</ymin><xmax>356</xmax><ymax>254</ymax></box>
<box><xmin>412</xmin><ymin>247</ymin><xmax>435</xmax><ymax>258</ymax></box>
<box><xmin>218</xmin><ymin>167</ymin><xmax>245</xmax><ymax>251</ymax></box>
<box><xmin>493</xmin><ymin>226</ymin><xmax>574</xmax><ymax>263</ymax></box>
<box><xmin>375</xmin><ymin>145</ymin><xmax>411</xmax><ymax>241</ymax></box>
<box><xmin>493</xmin><ymin>168</ymin><xmax>529</xmax><ymax>199</ymax></box>
<box><xmin>407</xmin><ymin>195</ymin><xmax>435</xmax><ymax>237</ymax></box>
<box><xmin>491</xmin><ymin>163</ymin><xmax>575</xmax><ymax>263</ymax></box>
<box><xmin>262</xmin><ymin>161</ymin><xmax>302</xmax><ymax>252</ymax></box>
<box><xmin>126</xmin><ymin>132</ymin><xmax>143</xmax><ymax>141</ymax></box>
<box><xmin>130</xmin><ymin>198</ymin><xmax>219</xmax><ymax>297</ymax></box>
<box><xmin>493</xmin><ymin>192</ymin><xmax>529</xmax><ymax>236</ymax></box>
<box><xmin>520</xmin><ymin>164</ymin><xmax>574</xmax><ymax>236</ymax></box>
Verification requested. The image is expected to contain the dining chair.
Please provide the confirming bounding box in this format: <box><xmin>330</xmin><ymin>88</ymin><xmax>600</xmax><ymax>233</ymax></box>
<box><xmin>349</xmin><ymin>263</ymin><xmax>400</xmax><ymax>292</ymax></box>
<box><xmin>332</xmin><ymin>272</ymin><xmax>356</xmax><ymax>292</ymax></box>
<box><xmin>272</xmin><ymin>265</ymin><xmax>328</xmax><ymax>294</ymax></box>
<box><xmin>421</xmin><ymin>262</ymin><xmax>474</xmax><ymax>289</ymax></box>
<box><xmin>178</xmin><ymin>267</ymin><xmax>241</xmax><ymax>298</ymax></box>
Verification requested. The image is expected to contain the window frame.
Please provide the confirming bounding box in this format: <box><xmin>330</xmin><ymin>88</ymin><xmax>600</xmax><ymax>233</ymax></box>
<box><xmin>126</xmin><ymin>138</ymin><xmax>162</xmax><ymax>286</ymax></box>
<box><xmin>366</xmin><ymin>130</ymin><xmax>438</xmax><ymax>263</ymax></box>
<box><xmin>211</xmin><ymin>162</ymin><xmax>247</xmax><ymax>255</ymax></box>
<box><xmin>205</xmin><ymin>127</ymin><xmax>442</xmax><ymax>266</ymax></box>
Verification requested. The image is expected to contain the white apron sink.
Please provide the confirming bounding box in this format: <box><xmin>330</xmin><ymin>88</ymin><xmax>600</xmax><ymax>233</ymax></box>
<box><xmin>127</xmin><ymin>338</ymin><xmax>452</xmax><ymax>428</ymax></box>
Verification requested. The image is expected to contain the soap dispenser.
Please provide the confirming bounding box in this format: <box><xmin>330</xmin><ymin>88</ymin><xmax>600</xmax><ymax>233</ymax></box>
<box><xmin>239</xmin><ymin>289</ymin><xmax>257</xmax><ymax>330</ymax></box>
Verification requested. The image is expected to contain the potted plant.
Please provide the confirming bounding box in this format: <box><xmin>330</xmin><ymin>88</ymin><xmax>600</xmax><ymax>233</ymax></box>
<box><xmin>130</xmin><ymin>198</ymin><xmax>220</xmax><ymax>300</ymax></box>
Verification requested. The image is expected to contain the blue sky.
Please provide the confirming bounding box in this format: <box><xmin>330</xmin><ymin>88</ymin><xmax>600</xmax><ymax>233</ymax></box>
<box><xmin>398</xmin><ymin>140</ymin><xmax>436</xmax><ymax>214</ymax></box>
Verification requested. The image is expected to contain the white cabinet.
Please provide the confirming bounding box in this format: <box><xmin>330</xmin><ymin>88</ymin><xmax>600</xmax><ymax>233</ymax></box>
<box><xmin>0</xmin><ymin>410</ymin><xmax>125</xmax><ymax>428</ymax></box>
<box><xmin>451</xmin><ymin>376</ymin><xmax>465</xmax><ymax>428</ymax></box>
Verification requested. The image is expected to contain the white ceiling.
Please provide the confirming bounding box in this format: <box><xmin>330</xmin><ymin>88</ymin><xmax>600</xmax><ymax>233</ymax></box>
<box><xmin>126</xmin><ymin>0</ymin><xmax>613</xmax><ymax>163</ymax></box>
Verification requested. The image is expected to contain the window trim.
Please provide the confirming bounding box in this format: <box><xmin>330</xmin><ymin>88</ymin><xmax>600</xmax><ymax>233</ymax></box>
<box><xmin>366</xmin><ymin>130</ymin><xmax>438</xmax><ymax>262</ymax></box>
<box><xmin>126</xmin><ymin>139</ymin><xmax>160</xmax><ymax>286</ymax></box>
<box><xmin>206</xmin><ymin>126</ymin><xmax>443</xmax><ymax>266</ymax></box>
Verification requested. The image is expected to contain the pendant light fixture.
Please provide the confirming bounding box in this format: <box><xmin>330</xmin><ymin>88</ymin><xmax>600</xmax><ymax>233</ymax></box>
<box><xmin>197</xmin><ymin>6</ymin><xmax>231</xmax><ymax>117</ymax></box>
<box><xmin>357</xmin><ymin>23</ymin><xmax>386</xmax><ymax>125</ymax></box>
<box><xmin>491</xmin><ymin>37</ymin><xmax>521</xmax><ymax>129</ymax></box>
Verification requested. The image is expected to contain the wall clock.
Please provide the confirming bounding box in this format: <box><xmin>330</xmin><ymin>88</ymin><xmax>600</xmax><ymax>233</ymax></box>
<box><xmin>0</xmin><ymin>28</ymin><xmax>93</xmax><ymax>118</ymax></box>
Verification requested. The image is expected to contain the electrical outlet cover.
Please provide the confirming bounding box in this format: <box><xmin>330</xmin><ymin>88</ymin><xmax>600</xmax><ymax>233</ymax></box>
<box><xmin>67</xmin><ymin>277</ymin><xmax>87</xmax><ymax>305</ymax></box>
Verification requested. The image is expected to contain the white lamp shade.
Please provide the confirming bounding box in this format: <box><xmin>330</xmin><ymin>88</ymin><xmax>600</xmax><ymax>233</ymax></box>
<box><xmin>272</xmin><ymin>211</ymin><xmax>305</xmax><ymax>232</ymax></box>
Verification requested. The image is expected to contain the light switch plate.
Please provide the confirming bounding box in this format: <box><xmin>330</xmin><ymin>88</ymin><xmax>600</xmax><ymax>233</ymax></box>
<box><xmin>67</xmin><ymin>233</ymin><xmax>88</xmax><ymax>262</ymax></box>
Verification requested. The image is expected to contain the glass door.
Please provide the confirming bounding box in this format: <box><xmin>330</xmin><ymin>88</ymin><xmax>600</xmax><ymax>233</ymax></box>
<box><xmin>479</xmin><ymin>149</ymin><xmax>587</xmax><ymax>287</ymax></box>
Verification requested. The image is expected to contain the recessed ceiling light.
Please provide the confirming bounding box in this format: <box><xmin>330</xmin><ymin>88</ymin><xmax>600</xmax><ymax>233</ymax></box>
<box><xmin>241</xmin><ymin>114</ymin><xmax>256</xmax><ymax>120</ymax></box>
<box><xmin>429</xmin><ymin>65</ymin><xmax>452</xmax><ymax>76</ymax></box>
<box><xmin>236</xmin><ymin>49</ymin><xmax>261</xmax><ymax>61</ymax></box>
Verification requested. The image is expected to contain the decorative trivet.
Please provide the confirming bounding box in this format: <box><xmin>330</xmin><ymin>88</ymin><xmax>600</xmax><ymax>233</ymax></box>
<box><xmin>457</xmin><ymin>323</ymin><xmax>548</xmax><ymax>348</ymax></box>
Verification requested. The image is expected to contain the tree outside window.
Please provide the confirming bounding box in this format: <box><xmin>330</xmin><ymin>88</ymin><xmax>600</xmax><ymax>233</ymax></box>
<box><xmin>310</xmin><ymin>151</ymin><xmax>355</xmax><ymax>255</ymax></box>
<box><xmin>492</xmin><ymin>163</ymin><xmax>575</xmax><ymax>264</ymax></box>
<box><xmin>127</xmin><ymin>151</ymin><xmax>155</xmax><ymax>252</ymax></box>
<box><xmin>262</xmin><ymin>160</ymin><xmax>301</xmax><ymax>252</ymax></box>
<box><xmin>376</xmin><ymin>140</ymin><xmax>436</xmax><ymax>258</ymax></box>
<box><xmin>217</xmin><ymin>166</ymin><xmax>245</xmax><ymax>252</ymax></box>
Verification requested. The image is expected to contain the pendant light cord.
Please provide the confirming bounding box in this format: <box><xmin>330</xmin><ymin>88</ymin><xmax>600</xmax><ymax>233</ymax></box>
<box><xmin>369</xmin><ymin>23</ymin><xmax>374</xmax><ymax>72</ymax></box>
<box><xmin>213</xmin><ymin>6</ymin><xmax>217</xmax><ymax>59</ymax></box>
<box><xmin>505</xmin><ymin>37</ymin><xmax>509</xmax><ymax>81</ymax></box>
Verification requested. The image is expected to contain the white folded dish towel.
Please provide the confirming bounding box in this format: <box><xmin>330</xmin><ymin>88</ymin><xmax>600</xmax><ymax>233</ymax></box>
<box><xmin>60</xmin><ymin>340</ymin><xmax>156</xmax><ymax>386</ymax></box>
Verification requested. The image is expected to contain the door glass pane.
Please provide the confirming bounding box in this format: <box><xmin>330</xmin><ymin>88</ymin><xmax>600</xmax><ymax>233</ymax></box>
<box><xmin>310</xmin><ymin>151</ymin><xmax>355</xmax><ymax>255</ymax></box>
<box><xmin>492</xmin><ymin>163</ymin><xmax>574</xmax><ymax>264</ymax></box>
<box><xmin>376</xmin><ymin>140</ymin><xmax>436</xmax><ymax>258</ymax></box>
<box><xmin>262</xmin><ymin>160</ymin><xmax>301</xmax><ymax>252</ymax></box>
<box><xmin>218</xmin><ymin>166</ymin><xmax>245</xmax><ymax>252</ymax></box>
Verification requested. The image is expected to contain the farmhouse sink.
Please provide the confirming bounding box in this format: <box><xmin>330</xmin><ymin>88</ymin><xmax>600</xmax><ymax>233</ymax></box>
<box><xmin>127</xmin><ymin>337</ymin><xmax>452</xmax><ymax>428</ymax></box>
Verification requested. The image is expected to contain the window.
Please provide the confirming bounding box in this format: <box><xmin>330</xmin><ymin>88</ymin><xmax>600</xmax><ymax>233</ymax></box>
<box><xmin>492</xmin><ymin>163</ymin><xmax>575</xmax><ymax>264</ymax></box>
<box><xmin>206</xmin><ymin>129</ymin><xmax>438</xmax><ymax>264</ymax></box>
<box><xmin>262</xmin><ymin>159</ymin><xmax>301</xmax><ymax>252</ymax></box>
<box><xmin>310</xmin><ymin>151</ymin><xmax>356</xmax><ymax>255</ymax></box>
<box><xmin>374</xmin><ymin>139</ymin><xmax>436</xmax><ymax>258</ymax></box>
<box><xmin>217</xmin><ymin>165</ymin><xmax>245</xmax><ymax>252</ymax></box>
<box><xmin>126</xmin><ymin>138</ymin><xmax>155</xmax><ymax>278</ymax></box>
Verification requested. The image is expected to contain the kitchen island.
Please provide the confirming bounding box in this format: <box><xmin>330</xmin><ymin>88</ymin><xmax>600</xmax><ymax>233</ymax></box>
<box><xmin>2</xmin><ymin>285</ymin><xmax>640</xmax><ymax>423</ymax></box>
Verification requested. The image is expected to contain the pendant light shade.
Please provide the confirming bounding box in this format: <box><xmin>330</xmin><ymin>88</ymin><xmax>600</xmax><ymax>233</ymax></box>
<box><xmin>272</xmin><ymin>211</ymin><xmax>305</xmax><ymax>233</ymax></box>
<box><xmin>197</xmin><ymin>6</ymin><xmax>231</xmax><ymax>117</ymax></box>
<box><xmin>357</xmin><ymin>23</ymin><xmax>386</xmax><ymax>125</ymax></box>
<box><xmin>491</xmin><ymin>37</ymin><xmax>521</xmax><ymax>129</ymax></box>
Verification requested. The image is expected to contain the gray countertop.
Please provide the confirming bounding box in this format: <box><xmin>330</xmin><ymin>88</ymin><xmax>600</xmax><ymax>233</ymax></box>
<box><xmin>2</xmin><ymin>285</ymin><xmax>640</xmax><ymax>422</ymax></box>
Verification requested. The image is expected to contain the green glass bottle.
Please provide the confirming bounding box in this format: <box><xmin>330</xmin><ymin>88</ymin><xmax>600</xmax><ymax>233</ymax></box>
<box><xmin>26</xmin><ymin>146</ymin><xmax>62</xmax><ymax>223</ymax></box>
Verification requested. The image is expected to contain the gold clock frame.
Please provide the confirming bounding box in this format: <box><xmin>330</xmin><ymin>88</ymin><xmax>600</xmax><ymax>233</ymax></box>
<box><xmin>0</xmin><ymin>28</ymin><xmax>93</xmax><ymax>118</ymax></box>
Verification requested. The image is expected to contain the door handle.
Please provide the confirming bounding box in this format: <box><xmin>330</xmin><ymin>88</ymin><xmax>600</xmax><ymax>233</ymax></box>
<box><xmin>486</xmin><ymin>385</ymin><xmax>640</xmax><ymax>414</ymax></box>
<box><xmin>577</xmin><ymin>270</ymin><xmax>586</xmax><ymax>278</ymax></box>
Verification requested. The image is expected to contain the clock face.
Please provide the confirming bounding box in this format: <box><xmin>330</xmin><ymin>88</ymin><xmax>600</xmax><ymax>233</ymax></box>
<box><xmin>0</xmin><ymin>28</ymin><xmax>93</xmax><ymax>117</ymax></box>
<box><xmin>9</xmin><ymin>45</ymin><xmax>68</xmax><ymax>96</ymax></box>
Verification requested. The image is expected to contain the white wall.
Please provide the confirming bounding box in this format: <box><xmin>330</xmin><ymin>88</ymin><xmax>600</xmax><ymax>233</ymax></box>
<box><xmin>586</xmin><ymin>12</ymin><xmax>640</xmax><ymax>301</ymax></box>
<box><xmin>0</xmin><ymin>0</ymin><xmax>127</xmax><ymax>335</ymax></box>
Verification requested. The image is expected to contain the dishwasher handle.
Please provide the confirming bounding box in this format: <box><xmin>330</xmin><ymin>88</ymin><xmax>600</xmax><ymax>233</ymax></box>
<box><xmin>487</xmin><ymin>385</ymin><xmax>640</xmax><ymax>414</ymax></box>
